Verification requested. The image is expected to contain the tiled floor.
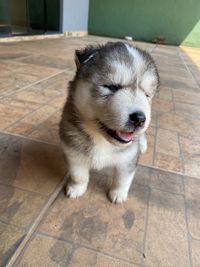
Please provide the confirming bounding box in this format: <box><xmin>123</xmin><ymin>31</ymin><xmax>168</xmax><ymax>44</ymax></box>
<box><xmin>0</xmin><ymin>36</ymin><xmax>200</xmax><ymax>266</ymax></box>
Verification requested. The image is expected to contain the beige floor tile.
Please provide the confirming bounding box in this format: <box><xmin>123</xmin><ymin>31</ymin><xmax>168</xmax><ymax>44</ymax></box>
<box><xmin>19</xmin><ymin>54</ymin><xmax>75</xmax><ymax>71</ymax></box>
<box><xmin>184</xmin><ymin>160</ymin><xmax>200</xmax><ymax>178</ymax></box>
<box><xmin>6</xmin><ymin>121</ymin><xmax>36</xmax><ymax>136</ymax></box>
<box><xmin>134</xmin><ymin>165</ymin><xmax>151</xmax><ymax>187</ymax></box>
<box><xmin>69</xmin><ymin>247</ymin><xmax>137</xmax><ymax>267</ymax></box>
<box><xmin>191</xmin><ymin>239</ymin><xmax>200</xmax><ymax>267</ymax></box>
<box><xmin>0</xmin><ymin>73</ymin><xmax>38</xmax><ymax>97</ymax></box>
<box><xmin>16</xmin><ymin>62</ymin><xmax>59</xmax><ymax>78</ymax></box>
<box><xmin>0</xmin><ymin>95</ymin><xmax>41</xmax><ymax>111</ymax></box>
<box><xmin>41</xmin><ymin>111</ymin><xmax>61</xmax><ymax>130</ymax></box>
<box><xmin>48</xmin><ymin>95</ymin><xmax>67</xmax><ymax>108</ymax></box>
<box><xmin>152</xmin><ymin>98</ymin><xmax>174</xmax><ymax>113</ymax></box>
<box><xmin>154</xmin><ymin>152</ymin><xmax>182</xmax><ymax>172</ymax></box>
<box><xmin>157</xmin><ymin>87</ymin><xmax>173</xmax><ymax>100</ymax></box>
<box><xmin>0</xmin><ymin>116</ymin><xmax>18</xmax><ymax>130</ymax></box>
<box><xmin>21</xmin><ymin>105</ymin><xmax>57</xmax><ymax>125</ymax></box>
<box><xmin>173</xmin><ymin>89</ymin><xmax>200</xmax><ymax>105</ymax></box>
<box><xmin>39</xmin><ymin>174</ymin><xmax>149</xmax><ymax>263</ymax></box>
<box><xmin>156</xmin><ymin>128</ymin><xmax>180</xmax><ymax>157</ymax></box>
<box><xmin>29</xmin><ymin>127</ymin><xmax>60</xmax><ymax>145</ymax></box>
<box><xmin>18</xmin><ymin>234</ymin><xmax>72</xmax><ymax>267</ymax></box>
<box><xmin>157</xmin><ymin>112</ymin><xmax>200</xmax><ymax>135</ymax></box>
<box><xmin>0</xmin><ymin>103</ymin><xmax>31</xmax><ymax>118</ymax></box>
<box><xmin>0</xmin><ymin>222</ymin><xmax>25</xmax><ymax>266</ymax></box>
<box><xmin>179</xmin><ymin>135</ymin><xmax>200</xmax><ymax>162</ymax></box>
<box><xmin>144</xmin><ymin>189</ymin><xmax>190</xmax><ymax>267</ymax></box>
<box><xmin>28</xmin><ymin>71</ymin><xmax>72</xmax><ymax>95</ymax></box>
<box><xmin>13</xmin><ymin>89</ymin><xmax>56</xmax><ymax>105</ymax></box>
<box><xmin>0</xmin><ymin>183</ymin><xmax>46</xmax><ymax>227</ymax></box>
<box><xmin>175</xmin><ymin>102</ymin><xmax>200</xmax><ymax>119</ymax></box>
<box><xmin>0</xmin><ymin>103</ymin><xmax>32</xmax><ymax>130</ymax></box>
<box><xmin>150</xmin><ymin>169</ymin><xmax>184</xmax><ymax>194</ymax></box>
<box><xmin>184</xmin><ymin>177</ymin><xmax>200</xmax><ymax>239</ymax></box>
<box><xmin>0</xmin><ymin>133</ymin><xmax>66</xmax><ymax>195</ymax></box>
<box><xmin>150</xmin><ymin>110</ymin><xmax>157</xmax><ymax>127</ymax></box>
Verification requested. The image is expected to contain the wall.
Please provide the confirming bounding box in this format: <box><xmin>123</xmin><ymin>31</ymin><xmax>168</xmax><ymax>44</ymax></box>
<box><xmin>62</xmin><ymin>0</ymin><xmax>89</xmax><ymax>32</ymax></box>
<box><xmin>88</xmin><ymin>0</ymin><xmax>200</xmax><ymax>47</ymax></box>
<box><xmin>10</xmin><ymin>0</ymin><xmax>27</xmax><ymax>26</ymax></box>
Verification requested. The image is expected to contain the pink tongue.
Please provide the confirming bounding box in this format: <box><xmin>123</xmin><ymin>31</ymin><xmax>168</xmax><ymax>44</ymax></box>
<box><xmin>116</xmin><ymin>131</ymin><xmax>134</xmax><ymax>142</ymax></box>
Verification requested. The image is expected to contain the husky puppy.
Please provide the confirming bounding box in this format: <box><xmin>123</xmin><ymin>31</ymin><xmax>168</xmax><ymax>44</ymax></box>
<box><xmin>60</xmin><ymin>42</ymin><xmax>159</xmax><ymax>203</ymax></box>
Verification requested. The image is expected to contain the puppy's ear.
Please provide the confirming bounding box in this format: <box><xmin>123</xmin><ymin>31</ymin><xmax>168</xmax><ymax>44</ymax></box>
<box><xmin>75</xmin><ymin>45</ymin><xmax>100</xmax><ymax>69</ymax></box>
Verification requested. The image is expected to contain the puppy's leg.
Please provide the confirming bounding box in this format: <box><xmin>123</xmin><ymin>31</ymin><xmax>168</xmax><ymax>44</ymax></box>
<box><xmin>139</xmin><ymin>133</ymin><xmax>148</xmax><ymax>154</ymax></box>
<box><xmin>109</xmin><ymin>164</ymin><xmax>136</xmax><ymax>203</ymax></box>
<box><xmin>66</xmin><ymin>156</ymin><xmax>90</xmax><ymax>199</ymax></box>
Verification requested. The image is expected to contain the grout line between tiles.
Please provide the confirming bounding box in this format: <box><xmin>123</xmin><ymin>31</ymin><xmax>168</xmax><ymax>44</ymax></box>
<box><xmin>24</xmin><ymin>108</ymin><xmax>62</xmax><ymax>138</ymax></box>
<box><xmin>190</xmin><ymin>237</ymin><xmax>200</xmax><ymax>242</ymax></box>
<box><xmin>1</xmin><ymin>126</ymin><xmax>200</xmax><ymax>181</ymax></box>
<box><xmin>0</xmin><ymin>180</ymin><xmax>49</xmax><ymax>198</ymax></box>
<box><xmin>36</xmin><ymin>231</ymin><xmax>141</xmax><ymax>266</ymax></box>
<box><xmin>177</xmin><ymin>133</ymin><xmax>186</xmax><ymax>175</ymax></box>
<box><xmin>182</xmin><ymin>177</ymin><xmax>193</xmax><ymax>267</ymax></box>
<box><xmin>179</xmin><ymin>51</ymin><xmax>200</xmax><ymax>90</ymax></box>
<box><xmin>0</xmin><ymin>219</ymin><xmax>27</xmax><ymax>231</ymax></box>
<box><xmin>6</xmin><ymin>173</ymin><xmax>68</xmax><ymax>267</ymax></box>
<box><xmin>140</xmin><ymin>181</ymin><xmax>151</xmax><ymax>266</ymax></box>
<box><xmin>0</xmin><ymin>130</ymin><xmax>58</xmax><ymax>147</ymax></box>
<box><xmin>3</xmin><ymin>103</ymin><xmax>59</xmax><ymax>133</ymax></box>
<box><xmin>134</xmin><ymin>180</ymin><xmax>184</xmax><ymax>197</ymax></box>
<box><xmin>0</xmin><ymin>69</ymin><xmax>66</xmax><ymax>100</ymax></box>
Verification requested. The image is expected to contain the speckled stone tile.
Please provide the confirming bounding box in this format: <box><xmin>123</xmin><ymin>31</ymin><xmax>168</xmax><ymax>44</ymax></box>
<box><xmin>0</xmin><ymin>60</ymin><xmax>60</xmax><ymax>97</ymax></box>
<box><xmin>156</xmin><ymin>128</ymin><xmax>180</xmax><ymax>157</ymax></box>
<box><xmin>135</xmin><ymin>166</ymin><xmax>184</xmax><ymax>194</ymax></box>
<box><xmin>191</xmin><ymin>239</ymin><xmax>200</xmax><ymax>267</ymax></box>
<box><xmin>144</xmin><ymin>189</ymin><xmax>190</xmax><ymax>267</ymax></box>
<box><xmin>0</xmin><ymin>132</ymin><xmax>66</xmax><ymax>195</ymax></box>
<box><xmin>184</xmin><ymin>160</ymin><xmax>200</xmax><ymax>178</ymax></box>
<box><xmin>173</xmin><ymin>89</ymin><xmax>200</xmax><ymax>105</ymax></box>
<box><xmin>150</xmin><ymin>168</ymin><xmax>184</xmax><ymax>194</ymax></box>
<box><xmin>0</xmin><ymin>103</ymin><xmax>31</xmax><ymax>130</ymax></box>
<box><xmin>0</xmin><ymin>222</ymin><xmax>25</xmax><ymax>267</ymax></box>
<box><xmin>68</xmin><ymin>247</ymin><xmax>138</xmax><ymax>267</ymax></box>
<box><xmin>21</xmin><ymin>105</ymin><xmax>57</xmax><ymax>125</ymax></box>
<box><xmin>157</xmin><ymin>87</ymin><xmax>173</xmax><ymax>100</ymax></box>
<box><xmin>0</xmin><ymin>95</ymin><xmax>41</xmax><ymax>111</ymax></box>
<box><xmin>39</xmin><ymin>173</ymin><xmax>149</xmax><ymax>264</ymax></box>
<box><xmin>179</xmin><ymin>135</ymin><xmax>200</xmax><ymax>162</ymax></box>
<box><xmin>18</xmin><ymin>54</ymin><xmax>75</xmax><ymax>71</ymax></box>
<box><xmin>17</xmin><ymin>234</ymin><xmax>72</xmax><ymax>267</ymax></box>
<box><xmin>29</xmin><ymin>127</ymin><xmax>60</xmax><ymax>145</ymax></box>
<box><xmin>184</xmin><ymin>177</ymin><xmax>200</xmax><ymax>239</ymax></box>
<box><xmin>154</xmin><ymin>152</ymin><xmax>182</xmax><ymax>173</ymax></box>
<box><xmin>6</xmin><ymin>121</ymin><xmax>36</xmax><ymax>136</ymax></box>
<box><xmin>0</xmin><ymin>183</ymin><xmax>46</xmax><ymax>227</ymax></box>
<box><xmin>157</xmin><ymin>112</ymin><xmax>200</xmax><ymax>135</ymax></box>
<box><xmin>175</xmin><ymin>102</ymin><xmax>200</xmax><ymax>119</ymax></box>
<box><xmin>152</xmin><ymin>98</ymin><xmax>174</xmax><ymax>113</ymax></box>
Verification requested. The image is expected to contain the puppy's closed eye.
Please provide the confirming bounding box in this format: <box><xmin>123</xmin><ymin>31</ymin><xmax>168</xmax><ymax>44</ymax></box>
<box><xmin>103</xmin><ymin>84</ymin><xmax>122</xmax><ymax>93</ymax></box>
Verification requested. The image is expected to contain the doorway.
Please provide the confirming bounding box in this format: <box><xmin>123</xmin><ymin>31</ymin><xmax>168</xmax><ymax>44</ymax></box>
<box><xmin>0</xmin><ymin>0</ymin><xmax>60</xmax><ymax>36</ymax></box>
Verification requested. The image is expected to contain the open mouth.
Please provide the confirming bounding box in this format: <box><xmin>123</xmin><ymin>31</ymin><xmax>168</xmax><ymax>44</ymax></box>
<box><xmin>99</xmin><ymin>122</ymin><xmax>135</xmax><ymax>144</ymax></box>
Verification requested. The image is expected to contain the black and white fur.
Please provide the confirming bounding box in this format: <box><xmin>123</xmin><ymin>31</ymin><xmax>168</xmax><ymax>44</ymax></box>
<box><xmin>60</xmin><ymin>42</ymin><xmax>159</xmax><ymax>203</ymax></box>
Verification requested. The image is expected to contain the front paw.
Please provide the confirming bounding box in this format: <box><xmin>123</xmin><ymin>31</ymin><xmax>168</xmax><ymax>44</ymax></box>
<box><xmin>66</xmin><ymin>183</ymin><xmax>87</xmax><ymax>199</ymax></box>
<box><xmin>109</xmin><ymin>188</ymin><xmax>128</xmax><ymax>204</ymax></box>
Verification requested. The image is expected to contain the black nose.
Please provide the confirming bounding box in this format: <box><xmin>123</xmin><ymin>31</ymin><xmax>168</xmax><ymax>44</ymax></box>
<box><xmin>129</xmin><ymin>111</ymin><xmax>146</xmax><ymax>128</ymax></box>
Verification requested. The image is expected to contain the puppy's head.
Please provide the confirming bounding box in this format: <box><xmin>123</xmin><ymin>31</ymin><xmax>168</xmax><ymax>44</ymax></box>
<box><xmin>73</xmin><ymin>42</ymin><xmax>159</xmax><ymax>146</ymax></box>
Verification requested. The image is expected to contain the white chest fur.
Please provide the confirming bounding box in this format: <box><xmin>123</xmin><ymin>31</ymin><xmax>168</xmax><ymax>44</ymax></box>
<box><xmin>89</xmin><ymin>135</ymin><xmax>139</xmax><ymax>170</ymax></box>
